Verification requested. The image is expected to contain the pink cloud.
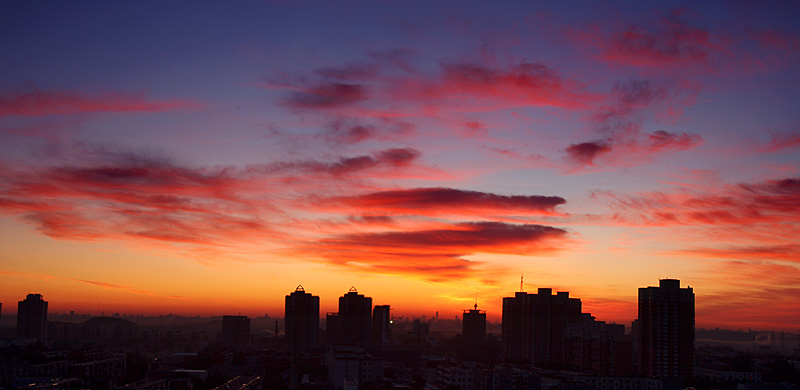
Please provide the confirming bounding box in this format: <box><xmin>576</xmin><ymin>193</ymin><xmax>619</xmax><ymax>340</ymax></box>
<box><xmin>0</xmin><ymin>87</ymin><xmax>202</xmax><ymax>116</ymax></box>
<box><xmin>601</xmin><ymin>12</ymin><xmax>721</xmax><ymax>69</ymax></box>
<box><xmin>563</xmin><ymin>79</ymin><xmax>702</xmax><ymax>169</ymax></box>
<box><xmin>268</xmin><ymin>57</ymin><xmax>599</xmax><ymax>123</ymax></box>
<box><xmin>763</xmin><ymin>131</ymin><xmax>800</xmax><ymax>152</ymax></box>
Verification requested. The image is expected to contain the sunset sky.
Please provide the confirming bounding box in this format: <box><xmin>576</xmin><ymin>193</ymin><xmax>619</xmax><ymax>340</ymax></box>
<box><xmin>1</xmin><ymin>2</ymin><xmax>799</xmax><ymax>331</ymax></box>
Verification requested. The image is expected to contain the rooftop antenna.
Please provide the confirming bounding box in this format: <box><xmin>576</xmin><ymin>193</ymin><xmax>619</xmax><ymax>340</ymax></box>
<box><xmin>520</xmin><ymin>274</ymin><xmax>524</xmax><ymax>292</ymax></box>
<box><xmin>474</xmin><ymin>292</ymin><xmax>478</xmax><ymax>310</ymax></box>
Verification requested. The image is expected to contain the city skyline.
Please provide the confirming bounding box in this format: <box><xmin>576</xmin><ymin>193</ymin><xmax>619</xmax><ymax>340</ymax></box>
<box><xmin>1</xmin><ymin>2</ymin><xmax>799</xmax><ymax>331</ymax></box>
<box><xmin>0</xmin><ymin>280</ymin><xmax>704</xmax><ymax>330</ymax></box>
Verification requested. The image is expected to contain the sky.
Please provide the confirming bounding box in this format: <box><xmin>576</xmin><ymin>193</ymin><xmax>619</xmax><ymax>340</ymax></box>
<box><xmin>1</xmin><ymin>1</ymin><xmax>799</xmax><ymax>331</ymax></box>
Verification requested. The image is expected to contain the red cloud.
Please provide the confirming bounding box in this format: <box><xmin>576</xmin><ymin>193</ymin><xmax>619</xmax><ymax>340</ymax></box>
<box><xmin>564</xmin><ymin>79</ymin><xmax>702</xmax><ymax>169</ymax></box>
<box><xmin>680</xmin><ymin>245</ymin><xmax>800</xmax><ymax>263</ymax></box>
<box><xmin>435</xmin><ymin>62</ymin><xmax>579</xmax><ymax>107</ymax></box>
<box><xmin>752</xmin><ymin>29</ymin><xmax>800</xmax><ymax>51</ymax></box>
<box><xmin>565</xmin><ymin>141</ymin><xmax>611</xmax><ymax>166</ymax></box>
<box><xmin>646</xmin><ymin>130</ymin><xmax>700</xmax><ymax>152</ymax></box>
<box><xmin>386</xmin><ymin>61</ymin><xmax>598</xmax><ymax>113</ymax></box>
<box><xmin>742</xmin><ymin>29</ymin><xmax>800</xmax><ymax>72</ymax></box>
<box><xmin>763</xmin><ymin>131</ymin><xmax>800</xmax><ymax>152</ymax></box>
<box><xmin>0</xmin><ymin>88</ymin><xmax>201</xmax><ymax>116</ymax></box>
<box><xmin>600</xmin><ymin>11</ymin><xmax>722</xmax><ymax>69</ymax></box>
<box><xmin>306</xmin><ymin>221</ymin><xmax>569</xmax><ymax>282</ymax></box>
<box><xmin>600</xmin><ymin>176</ymin><xmax>799</xmax><ymax>262</ymax></box>
<box><xmin>269</xmin><ymin>58</ymin><xmax>598</xmax><ymax>123</ymax></box>
<box><xmin>322</xmin><ymin>187</ymin><xmax>565</xmax><ymax>217</ymax></box>
<box><xmin>605</xmin><ymin>176</ymin><xmax>799</xmax><ymax>226</ymax></box>
<box><xmin>694</xmin><ymin>261</ymin><xmax>800</xmax><ymax>331</ymax></box>
<box><xmin>375</xmin><ymin>148</ymin><xmax>420</xmax><ymax>167</ymax></box>
<box><xmin>264</xmin><ymin>147</ymin><xmax>421</xmax><ymax>177</ymax></box>
<box><xmin>564</xmin><ymin>130</ymin><xmax>701</xmax><ymax>169</ymax></box>
<box><xmin>323</xmin><ymin>117</ymin><xmax>416</xmax><ymax>145</ymax></box>
<box><xmin>575</xmin><ymin>9</ymin><xmax>798</xmax><ymax>75</ymax></box>
<box><xmin>0</xmin><ymin>146</ymin><xmax>426</xmax><ymax>259</ymax></box>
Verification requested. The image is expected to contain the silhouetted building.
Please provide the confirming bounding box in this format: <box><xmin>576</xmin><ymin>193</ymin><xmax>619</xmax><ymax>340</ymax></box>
<box><xmin>326</xmin><ymin>312</ymin><xmax>340</xmax><ymax>346</ymax></box>
<box><xmin>501</xmin><ymin>288</ymin><xmax>581</xmax><ymax>367</ymax></box>
<box><xmin>637</xmin><ymin>279</ymin><xmax>694</xmax><ymax>380</ymax></box>
<box><xmin>329</xmin><ymin>287</ymin><xmax>372</xmax><ymax>346</ymax></box>
<box><xmin>412</xmin><ymin>318</ymin><xmax>430</xmax><ymax>345</ymax></box>
<box><xmin>461</xmin><ymin>303</ymin><xmax>487</xmax><ymax>362</ymax></box>
<box><xmin>502</xmin><ymin>292</ymin><xmax>533</xmax><ymax>362</ymax></box>
<box><xmin>17</xmin><ymin>293</ymin><xmax>48</xmax><ymax>341</ymax></box>
<box><xmin>463</xmin><ymin>305</ymin><xmax>486</xmax><ymax>347</ymax></box>
<box><xmin>286</xmin><ymin>286</ymin><xmax>320</xmax><ymax>390</ymax></box>
<box><xmin>221</xmin><ymin>315</ymin><xmax>250</xmax><ymax>349</ymax></box>
<box><xmin>568</xmin><ymin>315</ymin><xmax>633</xmax><ymax>376</ymax></box>
<box><xmin>372</xmin><ymin>305</ymin><xmax>391</xmax><ymax>345</ymax></box>
<box><xmin>285</xmin><ymin>285</ymin><xmax>320</xmax><ymax>353</ymax></box>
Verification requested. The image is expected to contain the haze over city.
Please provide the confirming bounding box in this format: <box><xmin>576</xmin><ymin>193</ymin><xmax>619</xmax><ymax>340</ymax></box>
<box><xmin>1</xmin><ymin>2</ymin><xmax>799</xmax><ymax>332</ymax></box>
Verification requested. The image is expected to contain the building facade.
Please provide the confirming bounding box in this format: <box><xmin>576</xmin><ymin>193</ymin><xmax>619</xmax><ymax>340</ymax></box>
<box><xmin>462</xmin><ymin>304</ymin><xmax>486</xmax><ymax>361</ymax></box>
<box><xmin>17</xmin><ymin>293</ymin><xmax>48</xmax><ymax>341</ymax></box>
<box><xmin>371</xmin><ymin>305</ymin><xmax>391</xmax><ymax>345</ymax></box>
<box><xmin>501</xmin><ymin>289</ymin><xmax>582</xmax><ymax>367</ymax></box>
<box><xmin>285</xmin><ymin>285</ymin><xmax>320</xmax><ymax>353</ymax></box>
<box><xmin>221</xmin><ymin>315</ymin><xmax>251</xmax><ymax>349</ymax></box>
<box><xmin>637</xmin><ymin>279</ymin><xmax>695</xmax><ymax>380</ymax></box>
<box><xmin>330</xmin><ymin>287</ymin><xmax>372</xmax><ymax>346</ymax></box>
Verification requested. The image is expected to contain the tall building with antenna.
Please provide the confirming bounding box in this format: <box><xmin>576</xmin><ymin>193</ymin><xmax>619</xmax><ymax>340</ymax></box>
<box><xmin>462</xmin><ymin>294</ymin><xmax>486</xmax><ymax>361</ymax></box>
<box><xmin>502</xmin><ymin>288</ymin><xmax>582</xmax><ymax>366</ymax></box>
<box><xmin>328</xmin><ymin>287</ymin><xmax>372</xmax><ymax>346</ymax></box>
<box><xmin>285</xmin><ymin>285</ymin><xmax>320</xmax><ymax>353</ymax></box>
<box><xmin>463</xmin><ymin>294</ymin><xmax>486</xmax><ymax>346</ymax></box>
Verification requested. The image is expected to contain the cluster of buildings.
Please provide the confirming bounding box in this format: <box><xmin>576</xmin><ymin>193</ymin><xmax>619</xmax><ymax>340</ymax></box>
<box><xmin>273</xmin><ymin>280</ymin><xmax>696</xmax><ymax>389</ymax></box>
<box><xmin>500</xmin><ymin>279</ymin><xmax>695</xmax><ymax>381</ymax></box>
<box><xmin>2</xmin><ymin>279</ymin><xmax>699</xmax><ymax>390</ymax></box>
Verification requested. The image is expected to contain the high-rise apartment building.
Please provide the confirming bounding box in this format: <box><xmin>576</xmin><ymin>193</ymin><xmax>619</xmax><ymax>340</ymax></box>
<box><xmin>462</xmin><ymin>304</ymin><xmax>486</xmax><ymax>348</ymax></box>
<box><xmin>461</xmin><ymin>302</ymin><xmax>486</xmax><ymax>362</ymax></box>
<box><xmin>637</xmin><ymin>279</ymin><xmax>695</xmax><ymax>380</ymax></box>
<box><xmin>372</xmin><ymin>305</ymin><xmax>391</xmax><ymax>345</ymax></box>
<box><xmin>17</xmin><ymin>293</ymin><xmax>48</xmax><ymax>341</ymax></box>
<box><xmin>329</xmin><ymin>287</ymin><xmax>372</xmax><ymax>346</ymax></box>
<box><xmin>501</xmin><ymin>288</ymin><xmax>582</xmax><ymax>367</ymax></box>
<box><xmin>285</xmin><ymin>285</ymin><xmax>320</xmax><ymax>353</ymax></box>
<box><xmin>325</xmin><ymin>312</ymin><xmax>340</xmax><ymax>346</ymax></box>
